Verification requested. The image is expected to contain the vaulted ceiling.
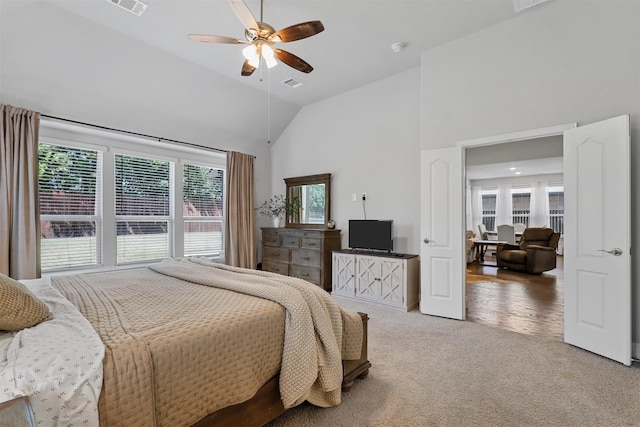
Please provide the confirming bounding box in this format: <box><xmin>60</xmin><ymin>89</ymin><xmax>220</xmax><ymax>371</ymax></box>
<box><xmin>1</xmin><ymin>1</ymin><xmax>544</xmax><ymax>144</ymax></box>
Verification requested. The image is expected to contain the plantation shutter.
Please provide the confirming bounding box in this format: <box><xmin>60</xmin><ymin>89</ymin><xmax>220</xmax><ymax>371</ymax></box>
<box><xmin>39</xmin><ymin>143</ymin><xmax>101</xmax><ymax>271</ymax></box>
<box><xmin>183</xmin><ymin>164</ymin><xmax>225</xmax><ymax>256</ymax></box>
<box><xmin>115</xmin><ymin>153</ymin><xmax>173</xmax><ymax>264</ymax></box>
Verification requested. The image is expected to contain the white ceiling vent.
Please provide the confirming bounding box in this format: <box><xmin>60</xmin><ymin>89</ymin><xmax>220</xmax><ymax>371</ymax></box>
<box><xmin>107</xmin><ymin>0</ymin><xmax>148</xmax><ymax>16</ymax></box>
<box><xmin>283</xmin><ymin>78</ymin><xmax>303</xmax><ymax>89</ymax></box>
<box><xmin>512</xmin><ymin>0</ymin><xmax>549</xmax><ymax>13</ymax></box>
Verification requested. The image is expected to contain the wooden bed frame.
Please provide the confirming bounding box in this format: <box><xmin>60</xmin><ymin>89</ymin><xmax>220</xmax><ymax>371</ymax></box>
<box><xmin>193</xmin><ymin>312</ymin><xmax>371</xmax><ymax>427</ymax></box>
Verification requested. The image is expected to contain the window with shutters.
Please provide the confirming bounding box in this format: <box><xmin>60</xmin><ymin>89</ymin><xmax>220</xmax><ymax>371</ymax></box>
<box><xmin>39</xmin><ymin>143</ymin><xmax>101</xmax><ymax>271</ymax></box>
<box><xmin>480</xmin><ymin>190</ymin><xmax>497</xmax><ymax>231</ymax></box>
<box><xmin>183</xmin><ymin>164</ymin><xmax>225</xmax><ymax>257</ymax></box>
<box><xmin>511</xmin><ymin>188</ymin><xmax>531</xmax><ymax>227</ymax></box>
<box><xmin>548</xmin><ymin>185</ymin><xmax>564</xmax><ymax>234</ymax></box>
<box><xmin>38</xmin><ymin>122</ymin><xmax>226</xmax><ymax>272</ymax></box>
<box><xmin>115</xmin><ymin>153</ymin><xmax>173</xmax><ymax>264</ymax></box>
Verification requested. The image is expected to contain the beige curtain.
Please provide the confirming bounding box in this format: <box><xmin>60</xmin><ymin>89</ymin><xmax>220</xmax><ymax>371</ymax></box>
<box><xmin>0</xmin><ymin>105</ymin><xmax>41</xmax><ymax>279</ymax></box>
<box><xmin>225</xmin><ymin>151</ymin><xmax>257</xmax><ymax>268</ymax></box>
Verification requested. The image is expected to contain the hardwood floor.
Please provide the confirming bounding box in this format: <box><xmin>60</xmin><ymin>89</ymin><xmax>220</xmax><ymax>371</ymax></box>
<box><xmin>465</xmin><ymin>255</ymin><xmax>564</xmax><ymax>341</ymax></box>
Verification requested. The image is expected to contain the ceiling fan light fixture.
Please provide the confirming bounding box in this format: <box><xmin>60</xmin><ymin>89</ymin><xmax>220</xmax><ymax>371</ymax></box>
<box><xmin>189</xmin><ymin>0</ymin><xmax>323</xmax><ymax>76</ymax></box>
<box><xmin>262</xmin><ymin>44</ymin><xmax>277</xmax><ymax>69</ymax></box>
<box><xmin>242</xmin><ymin>44</ymin><xmax>260</xmax><ymax>68</ymax></box>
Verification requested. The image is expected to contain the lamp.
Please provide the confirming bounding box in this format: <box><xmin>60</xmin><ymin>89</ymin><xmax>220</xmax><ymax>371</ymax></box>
<box><xmin>242</xmin><ymin>44</ymin><xmax>260</xmax><ymax>68</ymax></box>
<box><xmin>242</xmin><ymin>42</ymin><xmax>277</xmax><ymax>70</ymax></box>
<box><xmin>262</xmin><ymin>44</ymin><xmax>277</xmax><ymax>69</ymax></box>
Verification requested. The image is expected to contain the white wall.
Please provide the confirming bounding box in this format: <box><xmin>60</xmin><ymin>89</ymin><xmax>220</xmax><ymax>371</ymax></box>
<box><xmin>0</xmin><ymin>1</ymin><xmax>286</xmax><ymax>212</ymax></box>
<box><xmin>271</xmin><ymin>67</ymin><xmax>422</xmax><ymax>255</ymax></box>
<box><xmin>420</xmin><ymin>1</ymin><xmax>640</xmax><ymax>346</ymax></box>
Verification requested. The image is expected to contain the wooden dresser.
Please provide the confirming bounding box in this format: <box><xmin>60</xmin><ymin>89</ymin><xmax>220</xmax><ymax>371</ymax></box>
<box><xmin>261</xmin><ymin>227</ymin><xmax>341</xmax><ymax>291</ymax></box>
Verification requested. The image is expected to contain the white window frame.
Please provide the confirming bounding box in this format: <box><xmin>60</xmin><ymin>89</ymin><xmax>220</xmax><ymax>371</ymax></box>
<box><xmin>480</xmin><ymin>189</ymin><xmax>497</xmax><ymax>231</ymax></box>
<box><xmin>39</xmin><ymin>120</ymin><xmax>226</xmax><ymax>273</ymax></box>
<box><xmin>39</xmin><ymin>138</ymin><xmax>105</xmax><ymax>272</ymax></box>
<box><xmin>548</xmin><ymin>184</ymin><xmax>564</xmax><ymax>234</ymax></box>
<box><xmin>181</xmin><ymin>160</ymin><xmax>226</xmax><ymax>258</ymax></box>
<box><xmin>511</xmin><ymin>187</ymin><xmax>531</xmax><ymax>227</ymax></box>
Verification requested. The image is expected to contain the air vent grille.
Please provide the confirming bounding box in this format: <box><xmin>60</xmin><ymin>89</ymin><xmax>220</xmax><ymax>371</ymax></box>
<box><xmin>283</xmin><ymin>78</ymin><xmax>303</xmax><ymax>88</ymax></box>
<box><xmin>107</xmin><ymin>0</ymin><xmax>148</xmax><ymax>16</ymax></box>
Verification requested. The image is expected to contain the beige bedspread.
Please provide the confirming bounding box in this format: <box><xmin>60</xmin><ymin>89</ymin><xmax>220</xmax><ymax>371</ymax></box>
<box><xmin>52</xmin><ymin>258</ymin><xmax>363</xmax><ymax>427</ymax></box>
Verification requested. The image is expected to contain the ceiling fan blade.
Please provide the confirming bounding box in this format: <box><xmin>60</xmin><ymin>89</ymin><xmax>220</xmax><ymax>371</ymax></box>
<box><xmin>188</xmin><ymin>34</ymin><xmax>248</xmax><ymax>44</ymax></box>
<box><xmin>241</xmin><ymin>60</ymin><xmax>256</xmax><ymax>76</ymax></box>
<box><xmin>272</xmin><ymin>21</ymin><xmax>324</xmax><ymax>43</ymax></box>
<box><xmin>273</xmin><ymin>48</ymin><xmax>313</xmax><ymax>73</ymax></box>
<box><xmin>227</xmin><ymin>0</ymin><xmax>259</xmax><ymax>33</ymax></box>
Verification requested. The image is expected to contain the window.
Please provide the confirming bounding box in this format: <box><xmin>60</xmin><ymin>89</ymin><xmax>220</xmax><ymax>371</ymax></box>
<box><xmin>38</xmin><ymin>122</ymin><xmax>226</xmax><ymax>272</ymax></box>
<box><xmin>115</xmin><ymin>153</ymin><xmax>173</xmax><ymax>264</ymax></box>
<box><xmin>39</xmin><ymin>143</ymin><xmax>101</xmax><ymax>271</ymax></box>
<box><xmin>481</xmin><ymin>190</ymin><xmax>496</xmax><ymax>231</ymax></box>
<box><xmin>511</xmin><ymin>188</ymin><xmax>531</xmax><ymax>227</ymax></box>
<box><xmin>548</xmin><ymin>185</ymin><xmax>564</xmax><ymax>234</ymax></box>
<box><xmin>183</xmin><ymin>163</ymin><xmax>225</xmax><ymax>256</ymax></box>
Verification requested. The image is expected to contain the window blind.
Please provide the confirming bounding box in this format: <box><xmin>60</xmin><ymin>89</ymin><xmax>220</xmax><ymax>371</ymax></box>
<box><xmin>115</xmin><ymin>153</ymin><xmax>173</xmax><ymax>264</ymax></box>
<box><xmin>39</xmin><ymin>143</ymin><xmax>101</xmax><ymax>270</ymax></box>
<box><xmin>183</xmin><ymin>164</ymin><xmax>224</xmax><ymax>256</ymax></box>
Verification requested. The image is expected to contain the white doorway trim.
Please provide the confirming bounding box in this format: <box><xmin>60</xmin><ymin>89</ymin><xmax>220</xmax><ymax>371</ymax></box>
<box><xmin>458</xmin><ymin>123</ymin><xmax>577</xmax><ymax>149</ymax></box>
<box><xmin>456</xmin><ymin>123</ymin><xmax>576</xmax><ymax>323</ymax></box>
<box><xmin>419</xmin><ymin>122</ymin><xmax>576</xmax><ymax>321</ymax></box>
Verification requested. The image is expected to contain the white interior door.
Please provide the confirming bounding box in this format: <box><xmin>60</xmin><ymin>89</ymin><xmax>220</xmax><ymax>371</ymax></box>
<box><xmin>563</xmin><ymin>115</ymin><xmax>631</xmax><ymax>365</ymax></box>
<box><xmin>420</xmin><ymin>147</ymin><xmax>465</xmax><ymax>319</ymax></box>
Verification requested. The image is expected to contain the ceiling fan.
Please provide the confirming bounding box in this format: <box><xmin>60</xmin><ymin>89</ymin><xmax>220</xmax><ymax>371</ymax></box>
<box><xmin>188</xmin><ymin>0</ymin><xmax>324</xmax><ymax>77</ymax></box>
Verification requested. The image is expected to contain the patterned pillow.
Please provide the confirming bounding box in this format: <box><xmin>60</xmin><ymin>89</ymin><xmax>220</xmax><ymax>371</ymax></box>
<box><xmin>0</xmin><ymin>273</ymin><xmax>52</xmax><ymax>331</ymax></box>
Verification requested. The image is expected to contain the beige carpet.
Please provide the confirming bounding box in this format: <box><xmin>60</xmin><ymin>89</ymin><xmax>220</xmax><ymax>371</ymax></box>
<box><xmin>266</xmin><ymin>298</ymin><xmax>640</xmax><ymax>427</ymax></box>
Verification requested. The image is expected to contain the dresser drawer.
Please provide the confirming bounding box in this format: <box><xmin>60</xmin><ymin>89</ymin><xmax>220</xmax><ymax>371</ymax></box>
<box><xmin>263</xmin><ymin>261</ymin><xmax>289</xmax><ymax>276</ymax></box>
<box><xmin>263</xmin><ymin>246</ymin><xmax>289</xmax><ymax>263</ymax></box>
<box><xmin>289</xmin><ymin>265</ymin><xmax>321</xmax><ymax>285</ymax></box>
<box><xmin>281</xmin><ymin>236</ymin><xmax>300</xmax><ymax>248</ymax></box>
<box><xmin>301</xmin><ymin>237</ymin><xmax>321</xmax><ymax>250</ymax></box>
<box><xmin>290</xmin><ymin>248</ymin><xmax>321</xmax><ymax>266</ymax></box>
<box><xmin>263</xmin><ymin>234</ymin><xmax>281</xmax><ymax>247</ymax></box>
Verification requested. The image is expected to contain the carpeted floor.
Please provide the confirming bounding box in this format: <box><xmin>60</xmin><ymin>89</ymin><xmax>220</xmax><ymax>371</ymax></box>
<box><xmin>266</xmin><ymin>298</ymin><xmax>640</xmax><ymax>427</ymax></box>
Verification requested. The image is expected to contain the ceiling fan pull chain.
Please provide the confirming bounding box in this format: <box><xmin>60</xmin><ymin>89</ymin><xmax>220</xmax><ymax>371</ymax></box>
<box><xmin>267</xmin><ymin>67</ymin><xmax>271</xmax><ymax>144</ymax></box>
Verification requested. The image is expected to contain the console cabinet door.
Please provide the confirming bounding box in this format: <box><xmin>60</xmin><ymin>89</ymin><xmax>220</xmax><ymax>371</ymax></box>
<box><xmin>355</xmin><ymin>256</ymin><xmax>380</xmax><ymax>301</ymax></box>
<box><xmin>332</xmin><ymin>253</ymin><xmax>355</xmax><ymax>297</ymax></box>
<box><xmin>379</xmin><ymin>258</ymin><xmax>405</xmax><ymax>308</ymax></box>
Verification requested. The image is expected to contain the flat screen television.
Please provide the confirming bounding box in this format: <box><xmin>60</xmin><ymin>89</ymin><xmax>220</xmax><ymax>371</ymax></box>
<box><xmin>348</xmin><ymin>220</ymin><xmax>393</xmax><ymax>252</ymax></box>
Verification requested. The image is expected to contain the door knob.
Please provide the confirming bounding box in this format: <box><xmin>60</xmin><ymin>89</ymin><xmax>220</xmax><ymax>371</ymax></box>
<box><xmin>423</xmin><ymin>238</ymin><xmax>430</xmax><ymax>244</ymax></box>
<box><xmin>598</xmin><ymin>248</ymin><xmax>623</xmax><ymax>256</ymax></box>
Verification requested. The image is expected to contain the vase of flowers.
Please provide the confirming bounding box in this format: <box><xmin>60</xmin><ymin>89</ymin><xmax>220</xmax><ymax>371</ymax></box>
<box><xmin>256</xmin><ymin>195</ymin><xmax>287</xmax><ymax>227</ymax></box>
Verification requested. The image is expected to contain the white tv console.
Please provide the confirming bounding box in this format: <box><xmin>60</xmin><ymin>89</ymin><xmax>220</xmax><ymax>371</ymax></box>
<box><xmin>331</xmin><ymin>250</ymin><xmax>419</xmax><ymax>311</ymax></box>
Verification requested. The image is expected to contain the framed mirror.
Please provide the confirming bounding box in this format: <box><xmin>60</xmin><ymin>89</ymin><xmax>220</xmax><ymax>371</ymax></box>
<box><xmin>284</xmin><ymin>173</ymin><xmax>331</xmax><ymax>228</ymax></box>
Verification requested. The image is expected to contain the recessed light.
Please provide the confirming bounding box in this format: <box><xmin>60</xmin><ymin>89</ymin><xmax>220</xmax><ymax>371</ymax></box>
<box><xmin>515</xmin><ymin>171</ymin><xmax>522</xmax><ymax>175</ymax></box>
<box><xmin>509</xmin><ymin>167</ymin><xmax>517</xmax><ymax>171</ymax></box>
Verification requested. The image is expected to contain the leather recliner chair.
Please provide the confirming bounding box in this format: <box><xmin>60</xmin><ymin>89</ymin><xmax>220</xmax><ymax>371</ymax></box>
<box><xmin>496</xmin><ymin>227</ymin><xmax>561</xmax><ymax>274</ymax></box>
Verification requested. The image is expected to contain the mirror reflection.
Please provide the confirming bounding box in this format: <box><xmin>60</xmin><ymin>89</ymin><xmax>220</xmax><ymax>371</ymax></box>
<box><xmin>284</xmin><ymin>174</ymin><xmax>331</xmax><ymax>228</ymax></box>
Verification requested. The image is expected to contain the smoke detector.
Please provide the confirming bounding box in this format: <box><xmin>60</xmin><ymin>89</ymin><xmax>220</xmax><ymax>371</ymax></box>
<box><xmin>391</xmin><ymin>42</ymin><xmax>406</xmax><ymax>53</ymax></box>
<box><xmin>107</xmin><ymin>0</ymin><xmax>148</xmax><ymax>16</ymax></box>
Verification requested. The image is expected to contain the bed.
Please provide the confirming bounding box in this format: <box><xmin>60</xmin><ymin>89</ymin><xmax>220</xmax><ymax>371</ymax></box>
<box><xmin>0</xmin><ymin>257</ymin><xmax>370</xmax><ymax>426</ymax></box>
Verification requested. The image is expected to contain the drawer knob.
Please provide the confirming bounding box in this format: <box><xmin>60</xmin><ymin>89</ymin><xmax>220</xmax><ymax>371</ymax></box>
<box><xmin>301</xmin><ymin>256</ymin><xmax>310</xmax><ymax>260</ymax></box>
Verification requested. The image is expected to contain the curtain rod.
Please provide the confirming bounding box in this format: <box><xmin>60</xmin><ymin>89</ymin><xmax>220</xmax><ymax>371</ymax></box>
<box><xmin>40</xmin><ymin>114</ymin><xmax>228</xmax><ymax>155</ymax></box>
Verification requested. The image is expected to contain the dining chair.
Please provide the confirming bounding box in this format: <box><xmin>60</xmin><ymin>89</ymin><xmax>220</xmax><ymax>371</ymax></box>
<box><xmin>478</xmin><ymin>224</ymin><xmax>488</xmax><ymax>240</ymax></box>
<box><xmin>497</xmin><ymin>224</ymin><xmax>516</xmax><ymax>244</ymax></box>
